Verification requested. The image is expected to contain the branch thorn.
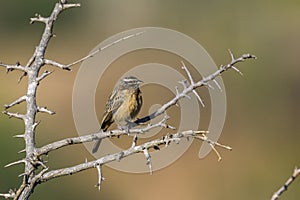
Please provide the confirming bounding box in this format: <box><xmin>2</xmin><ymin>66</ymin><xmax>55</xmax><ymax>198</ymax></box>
<box><xmin>143</xmin><ymin>149</ymin><xmax>153</xmax><ymax>175</ymax></box>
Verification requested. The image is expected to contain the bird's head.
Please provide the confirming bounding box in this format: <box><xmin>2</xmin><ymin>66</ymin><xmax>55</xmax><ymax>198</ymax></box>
<box><xmin>120</xmin><ymin>76</ymin><xmax>143</xmax><ymax>89</ymax></box>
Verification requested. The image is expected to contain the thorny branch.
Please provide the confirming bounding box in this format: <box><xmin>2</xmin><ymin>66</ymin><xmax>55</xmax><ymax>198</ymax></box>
<box><xmin>34</xmin><ymin>51</ymin><xmax>251</xmax><ymax>189</ymax></box>
<box><xmin>271</xmin><ymin>166</ymin><xmax>300</xmax><ymax>200</ymax></box>
<box><xmin>135</xmin><ymin>50</ymin><xmax>256</xmax><ymax>124</ymax></box>
<box><xmin>0</xmin><ymin>0</ymin><xmax>256</xmax><ymax>199</ymax></box>
<box><xmin>39</xmin><ymin>130</ymin><xmax>230</xmax><ymax>185</ymax></box>
<box><xmin>36</xmin><ymin>114</ymin><xmax>174</xmax><ymax>156</ymax></box>
<box><xmin>0</xmin><ymin>1</ymin><xmax>81</xmax><ymax>199</ymax></box>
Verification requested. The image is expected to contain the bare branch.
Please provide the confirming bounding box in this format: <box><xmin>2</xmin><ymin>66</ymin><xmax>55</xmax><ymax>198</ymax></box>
<box><xmin>231</xmin><ymin>66</ymin><xmax>243</xmax><ymax>76</ymax></box>
<box><xmin>30</xmin><ymin>2</ymin><xmax>80</xmax><ymax>24</ymax></box>
<box><xmin>181</xmin><ymin>60</ymin><xmax>215</xmax><ymax>106</ymax></box>
<box><xmin>36</xmin><ymin>70</ymin><xmax>53</xmax><ymax>82</ymax></box>
<box><xmin>271</xmin><ymin>166</ymin><xmax>300</xmax><ymax>200</ymax></box>
<box><xmin>0</xmin><ymin>189</ymin><xmax>16</xmax><ymax>199</ymax></box>
<box><xmin>65</xmin><ymin>31</ymin><xmax>144</xmax><ymax>68</ymax></box>
<box><xmin>18</xmin><ymin>172</ymin><xmax>27</xmax><ymax>178</ymax></box>
<box><xmin>13</xmin><ymin>183</ymin><xmax>28</xmax><ymax>200</ymax></box>
<box><xmin>94</xmin><ymin>164</ymin><xmax>104</xmax><ymax>191</ymax></box>
<box><xmin>178</xmin><ymin>79</ymin><xmax>188</xmax><ymax>90</ymax></box>
<box><xmin>15</xmin><ymin>168</ymin><xmax>49</xmax><ymax>200</ymax></box>
<box><xmin>143</xmin><ymin>149</ymin><xmax>153</xmax><ymax>175</ymax></box>
<box><xmin>61</xmin><ymin>2</ymin><xmax>81</xmax><ymax>10</ymax></box>
<box><xmin>204</xmin><ymin>82</ymin><xmax>214</xmax><ymax>90</ymax></box>
<box><xmin>209</xmin><ymin>143</ymin><xmax>222</xmax><ymax>161</ymax></box>
<box><xmin>43</xmin><ymin>32</ymin><xmax>143</xmax><ymax>71</ymax></box>
<box><xmin>5</xmin><ymin>2</ymin><xmax>82</xmax><ymax>199</ymax></box>
<box><xmin>2</xmin><ymin>111</ymin><xmax>25</xmax><ymax>120</ymax></box>
<box><xmin>32</xmin><ymin>121</ymin><xmax>41</xmax><ymax>131</ymax></box>
<box><xmin>0</xmin><ymin>62</ymin><xmax>27</xmax><ymax>73</ymax></box>
<box><xmin>194</xmin><ymin>131</ymin><xmax>232</xmax><ymax>161</ymax></box>
<box><xmin>37</xmin><ymin>114</ymin><xmax>173</xmax><ymax>155</ymax></box>
<box><xmin>0</xmin><ymin>0</ymin><xmax>255</xmax><ymax>196</ymax></box>
<box><xmin>13</xmin><ymin>134</ymin><xmax>25</xmax><ymax>138</ymax></box>
<box><xmin>131</xmin><ymin>134</ymin><xmax>138</xmax><ymax>148</ymax></box>
<box><xmin>192</xmin><ymin>90</ymin><xmax>205</xmax><ymax>107</ymax></box>
<box><xmin>37</xmin><ymin>106</ymin><xmax>56</xmax><ymax>115</ymax></box>
<box><xmin>44</xmin><ymin>59</ymin><xmax>71</xmax><ymax>71</ymax></box>
<box><xmin>18</xmin><ymin>149</ymin><xmax>26</xmax><ymax>154</ymax></box>
<box><xmin>135</xmin><ymin>51</ymin><xmax>256</xmax><ymax>124</ymax></box>
<box><xmin>194</xmin><ymin>132</ymin><xmax>232</xmax><ymax>151</ymax></box>
<box><xmin>18</xmin><ymin>50</ymin><xmax>35</xmax><ymax>85</ymax></box>
<box><xmin>4</xmin><ymin>96</ymin><xmax>27</xmax><ymax>110</ymax></box>
<box><xmin>40</xmin><ymin>130</ymin><xmax>231</xmax><ymax>183</ymax></box>
<box><xmin>4</xmin><ymin>159</ymin><xmax>26</xmax><ymax>168</ymax></box>
<box><xmin>18</xmin><ymin>72</ymin><xmax>28</xmax><ymax>83</ymax></box>
<box><xmin>30</xmin><ymin>14</ymin><xmax>48</xmax><ymax>24</ymax></box>
<box><xmin>26</xmin><ymin>51</ymin><xmax>36</xmax><ymax>67</ymax></box>
<box><xmin>213</xmin><ymin>79</ymin><xmax>222</xmax><ymax>92</ymax></box>
<box><xmin>181</xmin><ymin>61</ymin><xmax>195</xmax><ymax>84</ymax></box>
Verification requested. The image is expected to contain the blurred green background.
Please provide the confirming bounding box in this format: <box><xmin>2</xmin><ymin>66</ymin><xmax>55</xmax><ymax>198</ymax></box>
<box><xmin>1</xmin><ymin>0</ymin><xmax>300</xmax><ymax>199</ymax></box>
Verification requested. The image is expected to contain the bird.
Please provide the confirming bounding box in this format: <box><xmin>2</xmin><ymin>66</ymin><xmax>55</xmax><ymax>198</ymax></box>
<box><xmin>92</xmin><ymin>76</ymin><xmax>143</xmax><ymax>153</ymax></box>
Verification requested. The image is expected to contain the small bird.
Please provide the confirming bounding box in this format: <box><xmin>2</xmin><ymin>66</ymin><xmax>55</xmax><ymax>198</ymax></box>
<box><xmin>92</xmin><ymin>76</ymin><xmax>143</xmax><ymax>153</ymax></box>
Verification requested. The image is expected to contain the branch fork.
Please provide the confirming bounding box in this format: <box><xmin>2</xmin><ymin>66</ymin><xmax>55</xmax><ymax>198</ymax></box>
<box><xmin>94</xmin><ymin>164</ymin><xmax>105</xmax><ymax>191</ymax></box>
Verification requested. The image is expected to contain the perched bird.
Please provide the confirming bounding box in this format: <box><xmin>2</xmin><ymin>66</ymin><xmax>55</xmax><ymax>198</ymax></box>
<box><xmin>92</xmin><ymin>76</ymin><xmax>143</xmax><ymax>153</ymax></box>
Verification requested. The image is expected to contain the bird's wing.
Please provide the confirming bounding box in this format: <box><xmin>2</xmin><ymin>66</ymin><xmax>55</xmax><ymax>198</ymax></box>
<box><xmin>100</xmin><ymin>88</ymin><xmax>124</xmax><ymax>130</ymax></box>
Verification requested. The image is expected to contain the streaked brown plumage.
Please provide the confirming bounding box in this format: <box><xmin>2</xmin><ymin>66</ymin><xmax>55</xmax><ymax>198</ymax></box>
<box><xmin>92</xmin><ymin>76</ymin><xmax>143</xmax><ymax>153</ymax></box>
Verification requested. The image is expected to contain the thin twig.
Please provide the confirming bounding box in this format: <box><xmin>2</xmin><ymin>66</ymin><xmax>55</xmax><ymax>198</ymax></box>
<box><xmin>194</xmin><ymin>133</ymin><xmax>232</xmax><ymax>151</ymax></box>
<box><xmin>25</xmin><ymin>50</ymin><xmax>36</xmax><ymax>67</ymax></box>
<box><xmin>13</xmin><ymin>134</ymin><xmax>25</xmax><ymax>138</ymax></box>
<box><xmin>131</xmin><ymin>134</ymin><xmax>138</xmax><ymax>148</ymax></box>
<box><xmin>213</xmin><ymin>79</ymin><xmax>222</xmax><ymax>91</ymax></box>
<box><xmin>37</xmin><ymin>106</ymin><xmax>56</xmax><ymax>115</ymax></box>
<box><xmin>2</xmin><ymin>111</ymin><xmax>25</xmax><ymax>120</ymax></box>
<box><xmin>0</xmin><ymin>190</ymin><xmax>15</xmax><ymax>199</ymax></box>
<box><xmin>143</xmin><ymin>149</ymin><xmax>153</xmax><ymax>175</ymax></box>
<box><xmin>4</xmin><ymin>159</ymin><xmax>26</xmax><ymax>168</ymax></box>
<box><xmin>61</xmin><ymin>3</ymin><xmax>81</xmax><ymax>10</ymax></box>
<box><xmin>44</xmin><ymin>59</ymin><xmax>71</xmax><ymax>71</ymax></box>
<box><xmin>36</xmin><ymin>70</ymin><xmax>53</xmax><ymax>82</ymax></box>
<box><xmin>4</xmin><ymin>96</ymin><xmax>27</xmax><ymax>110</ymax></box>
<box><xmin>95</xmin><ymin>164</ymin><xmax>104</xmax><ymax>191</ymax></box>
<box><xmin>42</xmin><ymin>32</ymin><xmax>144</xmax><ymax>71</ymax></box>
<box><xmin>181</xmin><ymin>61</ymin><xmax>195</xmax><ymax>84</ymax></box>
<box><xmin>0</xmin><ymin>62</ymin><xmax>27</xmax><ymax>73</ymax></box>
<box><xmin>30</xmin><ymin>14</ymin><xmax>48</xmax><ymax>24</ymax></box>
<box><xmin>18</xmin><ymin>72</ymin><xmax>28</xmax><ymax>83</ymax></box>
<box><xmin>271</xmin><ymin>166</ymin><xmax>300</xmax><ymax>200</ymax></box>
<box><xmin>192</xmin><ymin>90</ymin><xmax>205</xmax><ymax>107</ymax></box>
<box><xmin>64</xmin><ymin>31</ymin><xmax>144</xmax><ymax>68</ymax></box>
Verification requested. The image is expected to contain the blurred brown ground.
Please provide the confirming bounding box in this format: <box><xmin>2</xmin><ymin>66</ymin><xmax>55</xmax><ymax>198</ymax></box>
<box><xmin>1</xmin><ymin>0</ymin><xmax>300</xmax><ymax>200</ymax></box>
